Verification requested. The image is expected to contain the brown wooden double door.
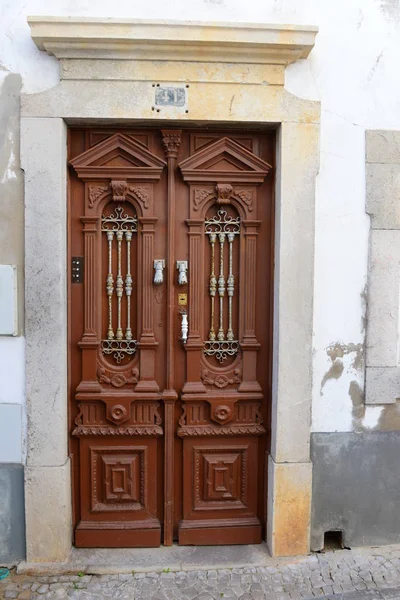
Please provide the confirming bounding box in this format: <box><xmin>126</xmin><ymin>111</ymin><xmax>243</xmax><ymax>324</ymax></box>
<box><xmin>68</xmin><ymin>127</ymin><xmax>274</xmax><ymax>547</ymax></box>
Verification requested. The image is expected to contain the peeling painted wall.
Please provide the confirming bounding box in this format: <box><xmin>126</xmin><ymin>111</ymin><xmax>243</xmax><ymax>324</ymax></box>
<box><xmin>1</xmin><ymin>0</ymin><xmax>400</xmax><ymax>463</ymax></box>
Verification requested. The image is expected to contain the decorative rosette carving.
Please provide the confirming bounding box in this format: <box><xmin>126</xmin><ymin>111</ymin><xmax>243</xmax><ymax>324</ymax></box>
<box><xmin>201</xmin><ymin>367</ymin><xmax>241</xmax><ymax>389</ymax></box>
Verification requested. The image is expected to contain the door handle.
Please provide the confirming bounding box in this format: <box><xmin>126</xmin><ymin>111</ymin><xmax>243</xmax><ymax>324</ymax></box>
<box><xmin>176</xmin><ymin>261</ymin><xmax>188</xmax><ymax>286</ymax></box>
<box><xmin>180</xmin><ymin>309</ymin><xmax>188</xmax><ymax>344</ymax></box>
<box><xmin>153</xmin><ymin>260</ymin><xmax>165</xmax><ymax>285</ymax></box>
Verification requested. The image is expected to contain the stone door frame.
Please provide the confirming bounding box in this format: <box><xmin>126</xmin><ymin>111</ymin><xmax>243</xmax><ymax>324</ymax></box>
<box><xmin>21</xmin><ymin>18</ymin><xmax>320</xmax><ymax>562</ymax></box>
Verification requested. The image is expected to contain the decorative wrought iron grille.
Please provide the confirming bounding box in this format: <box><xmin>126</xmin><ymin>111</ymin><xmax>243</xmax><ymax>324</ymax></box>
<box><xmin>101</xmin><ymin>205</ymin><xmax>138</xmax><ymax>363</ymax></box>
<box><xmin>204</xmin><ymin>208</ymin><xmax>240</xmax><ymax>363</ymax></box>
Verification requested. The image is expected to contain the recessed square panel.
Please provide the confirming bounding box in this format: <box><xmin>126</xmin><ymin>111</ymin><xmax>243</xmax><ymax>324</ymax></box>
<box><xmin>193</xmin><ymin>445</ymin><xmax>248</xmax><ymax>511</ymax></box>
<box><xmin>203</xmin><ymin>453</ymin><xmax>241</xmax><ymax>501</ymax></box>
<box><xmin>102</xmin><ymin>455</ymin><xmax>139</xmax><ymax>502</ymax></box>
<box><xmin>90</xmin><ymin>446</ymin><xmax>146</xmax><ymax>512</ymax></box>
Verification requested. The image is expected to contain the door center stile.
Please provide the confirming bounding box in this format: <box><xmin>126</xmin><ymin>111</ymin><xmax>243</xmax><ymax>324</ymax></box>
<box><xmin>160</xmin><ymin>130</ymin><xmax>183</xmax><ymax>546</ymax></box>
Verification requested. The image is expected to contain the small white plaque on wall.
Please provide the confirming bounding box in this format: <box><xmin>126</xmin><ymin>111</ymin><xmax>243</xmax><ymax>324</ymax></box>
<box><xmin>0</xmin><ymin>265</ymin><xmax>18</xmax><ymax>336</ymax></box>
<box><xmin>153</xmin><ymin>83</ymin><xmax>189</xmax><ymax>115</ymax></box>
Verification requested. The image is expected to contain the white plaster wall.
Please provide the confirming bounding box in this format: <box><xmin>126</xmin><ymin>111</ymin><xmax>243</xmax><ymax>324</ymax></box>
<box><xmin>1</xmin><ymin>0</ymin><xmax>400</xmax><ymax>441</ymax></box>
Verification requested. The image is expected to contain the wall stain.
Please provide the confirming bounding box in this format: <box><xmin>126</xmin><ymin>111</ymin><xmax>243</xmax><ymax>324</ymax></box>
<box><xmin>352</xmin><ymin>401</ymin><xmax>400</xmax><ymax>432</ymax></box>
<box><xmin>368</xmin><ymin>51</ymin><xmax>384</xmax><ymax>82</ymax></box>
<box><xmin>360</xmin><ymin>284</ymin><xmax>368</xmax><ymax>335</ymax></box>
<box><xmin>326</xmin><ymin>342</ymin><xmax>364</xmax><ymax>371</ymax></box>
<box><xmin>349</xmin><ymin>380</ymin><xmax>364</xmax><ymax>421</ymax></box>
<box><xmin>229</xmin><ymin>94</ymin><xmax>236</xmax><ymax>115</ymax></box>
<box><xmin>0</xmin><ymin>73</ymin><xmax>22</xmax><ymax>183</ymax></box>
<box><xmin>321</xmin><ymin>342</ymin><xmax>365</xmax><ymax>398</ymax></box>
<box><xmin>377</xmin><ymin>402</ymin><xmax>400</xmax><ymax>430</ymax></box>
<box><xmin>320</xmin><ymin>359</ymin><xmax>344</xmax><ymax>395</ymax></box>
<box><xmin>352</xmin><ymin>394</ymin><xmax>400</xmax><ymax>432</ymax></box>
<box><xmin>379</xmin><ymin>0</ymin><xmax>400</xmax><ymax>21</ymax></box>
<box><xmin>273</xmin><ymin>465</ymin><xmax>311</xmax><ymax>556</ymax></box>
<box><xmin>321</xmin><ymin>342</ymin><xmax>365</xmax><ymax>396</ymax></box>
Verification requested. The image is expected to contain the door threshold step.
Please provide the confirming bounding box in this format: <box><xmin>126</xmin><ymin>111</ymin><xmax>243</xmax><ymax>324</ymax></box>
<box><xmin>17</xmin><ymin>542</ymin><xmax>303</xmax><ymax>576</ymax></box>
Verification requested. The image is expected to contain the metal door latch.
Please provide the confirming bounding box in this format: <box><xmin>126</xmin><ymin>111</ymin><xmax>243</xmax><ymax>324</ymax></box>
<box><xmin>71</xmin><ymin>257</ymin><xmax>84</xmax><ymax>283</ymax></box>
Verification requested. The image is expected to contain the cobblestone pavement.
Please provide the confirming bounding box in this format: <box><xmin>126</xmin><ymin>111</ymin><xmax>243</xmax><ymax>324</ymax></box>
<box><xmin>4</xmin><ymin>546</ymin><xmax>400</xmax><ymax>600</ymax></box>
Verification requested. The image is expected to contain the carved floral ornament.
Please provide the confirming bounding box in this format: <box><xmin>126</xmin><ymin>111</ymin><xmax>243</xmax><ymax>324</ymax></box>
<box><xmin>216</xmin><ymin>183</ymin><xmax>233</xmax><ymax>203</ymax></box>
<box><xmin>161</xmin><ymin>130</ymin><xmax>182</xmax><ymax>158</ymax></box>
<box><xmin>201</xmin><ymin>367</ymin><xmax>241</xmax><ymax>388</ymax></box>
<box><xmin>88</xmin><ymin>185</ymin><xmax>108</xmax><ymax>207</ymax></box>
<box><xmin>193</xmin><ymin>184</ymin><xmax>255</xmax><ymax>212</ymax></box>
<box><xmin>97</xmin><ymin>364</ymin><xmax>139</xmax><ymax>388</ymax></box>
<box><xmin>88</xmin><ymin>181</ymin><xmax>150</xmax><ymax>210</ymax></box>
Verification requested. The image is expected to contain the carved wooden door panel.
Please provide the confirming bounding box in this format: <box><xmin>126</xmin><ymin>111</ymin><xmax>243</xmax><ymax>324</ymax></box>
<box><xmin>68</xmin><ymin>128</ymin><xmax>274</xmax><ymax>548</ymax></box>
<box><xmin>175</xmin><ymin>133</ymin><xmax>273</xmax><ymax>545</ymax></box>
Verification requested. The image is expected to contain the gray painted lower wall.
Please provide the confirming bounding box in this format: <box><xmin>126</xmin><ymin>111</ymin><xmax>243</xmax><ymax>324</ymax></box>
<box><xmin>0</xmin><ymin>464</ymin><xmax>25</xmax><ymax>563</ymax></box>
<box><xmin>311</xmin><ymin>431</ymin><xmax>400</xmax><ymax>551</ymax></box>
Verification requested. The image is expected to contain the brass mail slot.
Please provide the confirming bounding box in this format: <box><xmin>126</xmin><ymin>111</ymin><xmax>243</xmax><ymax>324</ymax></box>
<box><xmin>178</xmin><ymin>293</ymin><xmax>187</xmax><ymax>306</ymax></box>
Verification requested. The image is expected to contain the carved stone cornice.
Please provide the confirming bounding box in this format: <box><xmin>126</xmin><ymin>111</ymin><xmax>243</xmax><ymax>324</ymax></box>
<box><xmin>28</xmin><ymin>18</ymin><xmax>317</xmax><ymax>68</ymax></box>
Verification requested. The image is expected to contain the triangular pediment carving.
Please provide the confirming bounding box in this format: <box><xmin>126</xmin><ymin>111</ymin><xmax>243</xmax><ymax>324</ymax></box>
<box><xmin>70</xmin><ymin>133</ymin><xmax>166</xmax><ymax>181</ymax></box>
<box><xmin>179</xmin><ymin>137</ymin><xmax>271</xmax><ymax>184</ymax></box>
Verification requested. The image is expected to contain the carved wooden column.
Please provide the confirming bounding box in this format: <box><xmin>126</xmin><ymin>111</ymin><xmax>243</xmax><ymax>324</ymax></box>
<box><xmin>77</xmin><ymin>215</ymin><xmax>101</xmax><ymax>393</ymax></box>
<box><xmin>239</xmin><ymin>219</ymin><xmax>262</xmax><ymax>393</ymax></box>
<box><xmin>161</xmin><ymin>130</ymin><xmax>182</xmax><ymax>546</ymax></box>
<box><xmin>136</xmin><ymin>214</ymin><xmax>159</xmax><ymax>392</ymax></box>
<box><xmin>183</xmin><ymin>218</ymin><xmax>207</xmax><ymax>393</ymax></box>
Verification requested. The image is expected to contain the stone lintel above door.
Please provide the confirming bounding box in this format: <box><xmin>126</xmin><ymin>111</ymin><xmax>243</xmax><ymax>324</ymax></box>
<box><xmin>28</xmin><ymin>18</ymin><xmax>318</xmax><ymax>86</ymax></box>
